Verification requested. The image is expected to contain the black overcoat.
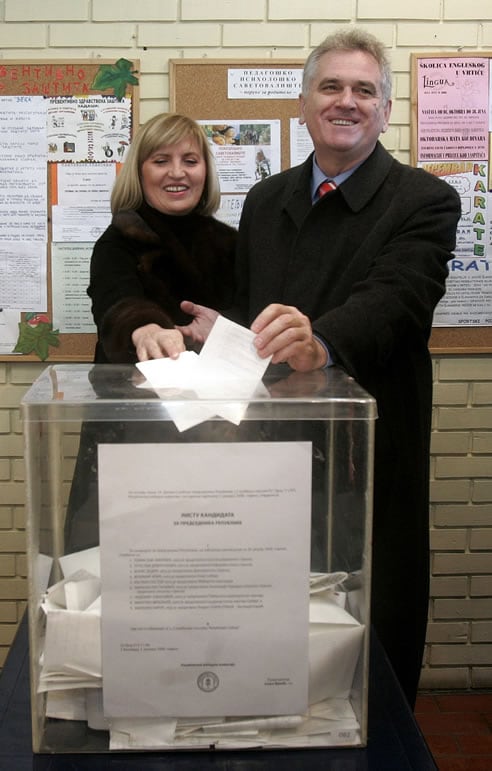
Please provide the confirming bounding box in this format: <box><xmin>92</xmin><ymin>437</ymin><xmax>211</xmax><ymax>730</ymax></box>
<box><xmin>235</xmin><ymin>141</ymin><xmax>461</xmax><ymax>705</ymax></box>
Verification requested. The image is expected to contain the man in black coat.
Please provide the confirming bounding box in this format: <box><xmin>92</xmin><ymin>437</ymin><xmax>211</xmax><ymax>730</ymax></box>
<box><xmin>182</xmin><ymin>28</ymin><xmax>461</xmax><ymax>708</ymax></box>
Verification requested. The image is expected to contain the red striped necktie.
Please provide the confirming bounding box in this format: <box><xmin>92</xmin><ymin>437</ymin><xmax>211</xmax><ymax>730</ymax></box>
<box><xmin>318</xmin><ymin>179</ymin><xmax>337</xmax><ymax>196</ymax></box>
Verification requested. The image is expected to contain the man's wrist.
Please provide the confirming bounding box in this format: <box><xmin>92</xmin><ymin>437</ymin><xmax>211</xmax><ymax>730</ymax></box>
<box><xmin>313</xmin><ymin>334</ymin><xmax>333</xmax><ymax>368</ymax></box>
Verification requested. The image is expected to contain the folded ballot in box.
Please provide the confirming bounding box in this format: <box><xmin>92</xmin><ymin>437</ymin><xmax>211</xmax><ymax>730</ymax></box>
<box><xmin>36</xmin><ymin>548</ymin><xmax>367</xmax><ymax>751</ymax></box>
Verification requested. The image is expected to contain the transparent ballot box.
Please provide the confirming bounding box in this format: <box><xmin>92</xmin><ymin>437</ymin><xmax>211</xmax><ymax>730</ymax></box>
<box><xmin>22</xmin><ymin>363</ymin><xmax>376</xmax><ymax>753</ymax></box>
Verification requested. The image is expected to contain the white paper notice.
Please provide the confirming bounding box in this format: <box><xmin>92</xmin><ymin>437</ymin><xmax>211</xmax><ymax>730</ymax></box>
<box><xmin>289</xmin><ymin>118</ymin><xmax>314</xmax><ymax>167</ymax></box>
<box><xmin>0</xmin><ymin>309</ymin><xmax>20</xmax><ymax>354</ymax></box>
<box><xmin>51</xmin><ymin>206</ymin><xmax>111</xmax><ymax>243</ymax></box>
<box><xmin>227</xmin><ymin>69</ymin><xmax>303</xmax><ymax>99</ymax></box>
<box><xmin>51</xmin><ymin>243</ymin><xmax>97</xmax><ymax>333</ymax></box>
<box><xmin>99</xmin><ymin>441</ymin><xmax>312</xmax><ymax>719</ymax></box>
<box><xmin>56</xmin><ymin>162</ymin><xmax>116</xmax><ymax>207</ymax></box>
<box><xmin>215</xmin><ymin>194</ymin><xmax>245</xmax><ymax>229</ymax></box>
<box><xmin>0</xmin><ymin>241</ymin><xmax>47</xmax><ymax>311</ymax></box>
<box><xmin>0</xmin><ymin>95</ymin><xmax>47</xmax><ymax>242</ymax></box>
<box><xmin>52</xmin><ymin>162</ymin><xmax>114</xmax><ymax>242</ymax></box>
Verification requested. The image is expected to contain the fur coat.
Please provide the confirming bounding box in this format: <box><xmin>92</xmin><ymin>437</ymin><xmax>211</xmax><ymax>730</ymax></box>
<box><xmin>88</xmin><ymin>203</ymin><xmax>237</xmax><ymax>363</ymax></box>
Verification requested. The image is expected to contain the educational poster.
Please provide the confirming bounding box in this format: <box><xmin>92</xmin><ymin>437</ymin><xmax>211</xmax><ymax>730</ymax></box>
<box><xmin>200</xmin><ymin>119</ymin><xmax>281</xmax><ymax>194</ymax></box>
<box><xmin>47</xmin><ymin>95</ymin><xmax>131</xmax><ymax>162</ymax></box>
<box><xmin>415</xmin><ymin>57</ymin><xmax>492</xmax><ymax>326</ymax></box>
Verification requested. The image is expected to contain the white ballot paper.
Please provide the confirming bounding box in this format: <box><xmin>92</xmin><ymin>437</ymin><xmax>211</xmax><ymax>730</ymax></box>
<box><xmin>99</xmin><ymin>441</ymin><xmax>312</xmax><ymax>719</ymax></box>
<box><xmin>136</xmin><ymin>315</ymin><xmax>272</xmax><ymax>431</ymax></box>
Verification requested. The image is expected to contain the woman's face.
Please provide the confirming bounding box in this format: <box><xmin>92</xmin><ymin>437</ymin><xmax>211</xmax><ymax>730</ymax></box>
<box><xmin>141</xmin><ymin>136</ymin><xmax>207</xmax><ymax>216</ymax></box>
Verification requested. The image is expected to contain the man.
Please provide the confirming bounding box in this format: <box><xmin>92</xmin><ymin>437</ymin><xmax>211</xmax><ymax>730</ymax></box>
<box><xmin>182</xmin><ymin>28</ymin><xmax>461</xmax><ymax>708</ymax></box>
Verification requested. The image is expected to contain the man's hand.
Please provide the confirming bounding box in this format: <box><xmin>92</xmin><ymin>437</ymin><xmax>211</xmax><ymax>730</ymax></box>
<box><xmin>251</xmin><ymin>303</ymin><xmax>328</xmax><ymax>372</ymax></box>
<box><xmin>177</xmin><ymin>301</ymin><xmax>219</xmax><ymax>344</ymax></box>
<box><xmin>131</xmin><ymin>323</ymin><xmax>185</xmax><ymax>361</ymax></box>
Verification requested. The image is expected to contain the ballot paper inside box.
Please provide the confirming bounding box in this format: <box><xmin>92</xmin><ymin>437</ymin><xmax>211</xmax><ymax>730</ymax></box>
<box><xmin>38</xmin><ymin>556</ymin><xmax>366</xmax><ymax>750</ymax></box>
<box><xmin>21</xmin><ymin>363</ymin><xmax>376</xmax><ymax>753</ymax></box>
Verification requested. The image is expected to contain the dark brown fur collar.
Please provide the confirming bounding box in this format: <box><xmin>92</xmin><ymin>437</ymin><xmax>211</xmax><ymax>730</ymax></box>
<box><xmin>112</xmin><ymin>209</ymin><xmax>160</xmax><ymax>246</ymax></box>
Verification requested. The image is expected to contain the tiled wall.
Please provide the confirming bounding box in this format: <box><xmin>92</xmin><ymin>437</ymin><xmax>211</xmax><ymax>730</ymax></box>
<box><xmin>0</xmin><ymin>1</ymin><xmax>491</xmax><ymax>690</ymax></box>
<box><xmin>425</xmin><ymin>357</ymin><xmax>492</xmax><ymax>689</ymax></box>
<box><xmin>0</xmin><ymin>362</ymin><xmax>44</xmax><ymax>666</ymax></box>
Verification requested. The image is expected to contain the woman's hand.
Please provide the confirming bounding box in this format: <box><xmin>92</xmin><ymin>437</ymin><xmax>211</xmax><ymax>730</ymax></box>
<box><xmin>131</xmin><ymin>323</ymin><xmax>186</xmax><ymax>361</ymax></box>
<box><xmin>177</xmin><ymin>301</ymin><xmax>219</xmax><ymax>344</ymax></box>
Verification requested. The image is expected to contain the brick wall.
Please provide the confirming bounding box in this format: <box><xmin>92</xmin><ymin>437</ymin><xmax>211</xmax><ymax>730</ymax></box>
<box><xmin>0</xmin><ymin>362</ymin><xmax>45</xmax><ymax>667</ymax></box>
<box><xmin>424</xmin><ymin>357</ymin><xmax>492</xmax><ymax>689</ymax></box>
<box><xmin>0</xmin><ymin>0</ymin><xmax>491</xmax><ymax>690</ymax></box>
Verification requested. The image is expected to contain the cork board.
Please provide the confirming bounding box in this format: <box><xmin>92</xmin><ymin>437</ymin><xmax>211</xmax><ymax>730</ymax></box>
<box><xmin>170</xmin><ymin>59</ymin><xmax>304</xmax><ymax>171</ymax></box>
<box><xmin>411</xmin><ymin>52</ymin><xmax>492</xmax><ymax>353</ymax></box>
<box><xmin>0</xmin><ymin>59</ymin><xmax>140</xmax><ymax>362</ymax></box>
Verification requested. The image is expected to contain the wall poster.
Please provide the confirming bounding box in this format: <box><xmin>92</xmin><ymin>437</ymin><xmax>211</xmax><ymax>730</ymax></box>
<box><xmin>412</xmin><ymin>53</ymin><xmax>492</xmax><ymax>352</ymax></box>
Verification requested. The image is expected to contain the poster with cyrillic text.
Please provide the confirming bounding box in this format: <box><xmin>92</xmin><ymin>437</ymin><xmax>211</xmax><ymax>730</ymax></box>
<box><xmin>0</xmin><ymin>95</ymin><xmax>47</xmax><ymax>242</ymax></box>
<box><xmin>198</xmin><ymin>120</ymin><xmax>280</xmax><ymax>193</ymax></box>
<box><xmin>99</xmin><ymin>441</ymin><xmax>312</xmax><ymax>718</ymax></box>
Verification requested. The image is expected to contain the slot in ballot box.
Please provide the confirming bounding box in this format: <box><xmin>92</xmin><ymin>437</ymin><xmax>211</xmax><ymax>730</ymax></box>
<box><xmin>21</xmin><ymin>363</ymin><xmax>376</xmax><ymax>753</ymax></box>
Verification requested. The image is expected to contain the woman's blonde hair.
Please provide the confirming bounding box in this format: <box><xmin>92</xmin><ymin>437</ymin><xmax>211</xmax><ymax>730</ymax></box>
<box><xmin>111</xmin><ymin>113</ymin><xmax>221</xmax><ymax>216</ymax></box>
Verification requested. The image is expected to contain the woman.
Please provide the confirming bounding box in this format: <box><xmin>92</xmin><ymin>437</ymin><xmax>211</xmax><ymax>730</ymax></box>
<box><xmin>89</xmin><ymin>112</ymin><xmax>237</xmax><ymax>363</ymax></box>
<box><xmin>65</xmin><ymin>114</ymin><xmax>237</xmax><ymax>551</ymax></box>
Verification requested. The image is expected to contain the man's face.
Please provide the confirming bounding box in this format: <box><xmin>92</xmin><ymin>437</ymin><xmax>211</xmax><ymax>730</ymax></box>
<box><xmin>299</xmin><ymin>49</ymin><xmax>392</xmax><ymax>171</ymax></box>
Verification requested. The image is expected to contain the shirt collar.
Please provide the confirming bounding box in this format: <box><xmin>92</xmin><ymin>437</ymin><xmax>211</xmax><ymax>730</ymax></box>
<box><xmin>311</xmin><ymin>155</ymin><xmax>362</xmax><ymax>202</ymax></box>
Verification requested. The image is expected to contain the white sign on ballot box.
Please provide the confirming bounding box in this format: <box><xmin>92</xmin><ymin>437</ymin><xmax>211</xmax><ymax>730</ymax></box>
<box><xmin>98</xmin><ymin>441</ymin><xmax>312</xmax><ymax>719</ymax></box>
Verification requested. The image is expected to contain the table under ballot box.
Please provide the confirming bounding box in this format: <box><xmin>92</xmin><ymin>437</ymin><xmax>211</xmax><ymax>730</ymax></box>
<box><xmin>21</xmin><ymin>363</ymin><xmax>376</xmax><ymax>753</ymax></box>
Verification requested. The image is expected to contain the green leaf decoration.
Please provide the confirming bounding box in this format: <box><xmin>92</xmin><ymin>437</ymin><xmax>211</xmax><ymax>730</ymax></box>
<box><xmin>13</xmin><ymin>320</ymin><xmax>60</xmax><ymax>361</ymax></box>
<box><xmin>90</xmin><ymin>58</ymin><xmax>139</xmax><ymax>101</ymax></box>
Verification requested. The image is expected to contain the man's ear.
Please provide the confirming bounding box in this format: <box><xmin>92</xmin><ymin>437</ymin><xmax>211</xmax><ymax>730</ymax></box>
<box><xmin>299</xmin><ymin>93</ymin><xmax>306</xmax><ymax>125</ymax></box>
<box><xmin>382</xmin><ymin>98</ymin><xmax>392</xmax><ymax>132</ymax></box>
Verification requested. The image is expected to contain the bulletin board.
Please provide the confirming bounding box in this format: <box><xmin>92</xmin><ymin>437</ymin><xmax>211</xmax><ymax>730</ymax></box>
<box><xmin>0</xmin><ymin>59</ymin><xmax>139</xmax><ymax>362</ymax></box>
<box><xmin>411</xmin><ymin>52</ymin><xmax>492</xmax><ymax>353</ymax></box>
<box><xmin>170</xmin><ymin>59</ymin><xmax>304</xmax><ymax>171</ymax></box>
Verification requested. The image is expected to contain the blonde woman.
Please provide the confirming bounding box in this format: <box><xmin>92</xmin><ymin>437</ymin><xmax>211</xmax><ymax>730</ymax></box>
<box><xmin>89</xmin><ymin>112</ymin><xmax>236</xmax><ymax>363</ymax></box>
